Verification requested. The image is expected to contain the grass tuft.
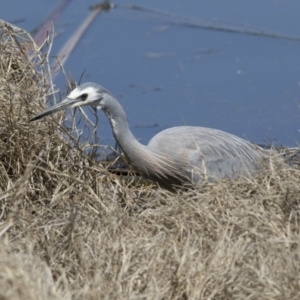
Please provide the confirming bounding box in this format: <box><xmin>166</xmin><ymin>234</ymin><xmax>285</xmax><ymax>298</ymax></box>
<box><xmin>0</xmin><ymin>20</ymin><xmax>300</xmax><ymax>300</ymax></box>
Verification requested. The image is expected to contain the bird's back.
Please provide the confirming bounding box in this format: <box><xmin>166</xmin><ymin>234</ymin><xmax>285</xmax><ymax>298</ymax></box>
<box><xmin>147</xmin><ymin>126</ymin><xmax>266</xmax><ymax>183</ymax></box>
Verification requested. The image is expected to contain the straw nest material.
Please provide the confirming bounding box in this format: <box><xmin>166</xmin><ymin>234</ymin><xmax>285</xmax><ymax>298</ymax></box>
<box><xmin>0</xmin><ymin>20</ymin><xmax>300</xmax><ymax>300</ymax></box>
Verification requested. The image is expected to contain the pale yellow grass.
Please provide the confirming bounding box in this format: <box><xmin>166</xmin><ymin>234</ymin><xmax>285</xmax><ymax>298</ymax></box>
<box><xmin>0</xmin><ymin>20</ymin><xmax>300</xmax><ymax>300</ymax></box>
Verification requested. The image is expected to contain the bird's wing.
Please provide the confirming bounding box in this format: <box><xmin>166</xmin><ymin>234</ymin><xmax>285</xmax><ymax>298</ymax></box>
<box><xmin>148</xmin><ymin>126</ymin><xmax>266</xmax><ymax>180</ymax></box>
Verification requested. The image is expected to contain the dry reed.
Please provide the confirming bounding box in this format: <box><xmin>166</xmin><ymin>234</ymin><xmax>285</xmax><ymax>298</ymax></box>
<box><xmin>0</xmin><ymin>20</ymin><xmax>300</xmax><ymax>300</ymax></box>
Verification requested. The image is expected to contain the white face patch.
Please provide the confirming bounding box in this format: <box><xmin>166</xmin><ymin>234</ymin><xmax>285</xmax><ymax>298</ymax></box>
<box><xmin>71</xmin><ymin>101</ymin><xmax>85</xmax><ymax>108</ymax></box>
<box><xmin>68</xmin><ymin>86</ymin><xmax>99</xmax><ymax>101</ymax></box>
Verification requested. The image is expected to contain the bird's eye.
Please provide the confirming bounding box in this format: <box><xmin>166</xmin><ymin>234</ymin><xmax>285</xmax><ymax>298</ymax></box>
<box><xmin>80</xmin><ymin>93</ymin><xmax>88</xmax><ymax>101</ymax></box>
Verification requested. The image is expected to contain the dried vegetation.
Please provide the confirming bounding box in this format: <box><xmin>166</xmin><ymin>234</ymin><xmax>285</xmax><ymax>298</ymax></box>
<box><xmin>0</xmin><ymin>21</ymin><xmax>300</xmax><ymax>300</ymax></box>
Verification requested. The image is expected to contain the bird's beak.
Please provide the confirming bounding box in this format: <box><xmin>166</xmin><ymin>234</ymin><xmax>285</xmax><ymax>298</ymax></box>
<box><xmin>29</xmin><ymin>97</ymin><xmax>79</xmax><ymax>122</ymax></box>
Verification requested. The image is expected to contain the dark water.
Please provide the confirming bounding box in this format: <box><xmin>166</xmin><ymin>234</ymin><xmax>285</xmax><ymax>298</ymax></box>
<box><xmin>2</xmin><ymin>0</ymin><xmax>300</xmax><ymax>147</ymax></box>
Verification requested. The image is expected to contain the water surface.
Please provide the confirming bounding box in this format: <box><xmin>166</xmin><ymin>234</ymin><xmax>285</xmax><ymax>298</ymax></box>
<box><xmin>2</xmin><ymin>0</ymin><xmax>300</xmax><ymax>147</ymax></box>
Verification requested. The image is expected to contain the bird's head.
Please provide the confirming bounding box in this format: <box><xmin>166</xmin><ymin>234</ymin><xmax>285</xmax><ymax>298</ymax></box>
<box><xmin>30</xmin><ymin>82</ymin><xmax>112</xmax><ymax>122</ymax></box>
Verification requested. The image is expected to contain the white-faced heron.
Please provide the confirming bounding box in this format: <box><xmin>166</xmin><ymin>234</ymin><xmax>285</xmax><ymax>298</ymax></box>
<box><xmin>30</xmin><ymin>82</ymin><xmax>267</xmax><ymax>190</ymax></box>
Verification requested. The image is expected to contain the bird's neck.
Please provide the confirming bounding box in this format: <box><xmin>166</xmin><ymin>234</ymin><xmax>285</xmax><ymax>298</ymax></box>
<box><xmin>102</xmin><ymin>97</ymin><xmax>183</xmax><ymax>189</ymax></box>
<box><xmin>103</xmin><ymin>98</ymin><xmax>147</xmax><ymax>163</ymax></box>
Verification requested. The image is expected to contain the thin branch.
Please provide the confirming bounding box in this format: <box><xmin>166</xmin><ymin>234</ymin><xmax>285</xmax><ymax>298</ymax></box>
<box><xmin>129</xmin><ymin>4</ymin><xmax>300</xmax><ymax>42</ymax></box>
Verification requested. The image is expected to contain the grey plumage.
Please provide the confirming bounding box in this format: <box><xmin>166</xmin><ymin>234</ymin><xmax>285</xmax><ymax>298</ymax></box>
<box><xmin>30</xmin><ymin>82</ymin><xmax>267</xmax><ymax>190</ymax></box>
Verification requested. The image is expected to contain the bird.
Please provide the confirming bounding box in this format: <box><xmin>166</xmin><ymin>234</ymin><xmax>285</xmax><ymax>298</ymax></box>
<box><xmin>30</xmin><ymin>82</ymin><xmax>267</xmax><ymax>191</ymax></box>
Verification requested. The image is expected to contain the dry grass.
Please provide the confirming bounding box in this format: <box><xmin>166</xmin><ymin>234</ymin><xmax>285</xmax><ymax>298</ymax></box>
<box><xmin>1</xmin><ymin>20</ymin><xmax>300</xmax><ymax>300</ymax></box>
